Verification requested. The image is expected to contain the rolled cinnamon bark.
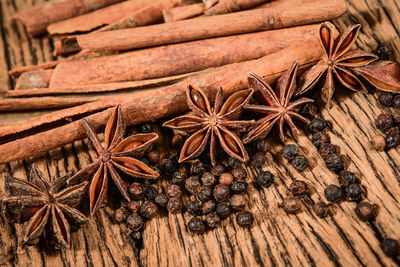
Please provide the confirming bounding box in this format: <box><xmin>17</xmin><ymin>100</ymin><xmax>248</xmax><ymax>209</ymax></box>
<box><xmin>12</xmin><ymin>0</ymin><xmax>123</xmax><ymax>37</ymax></box>
<box><xmin>49</xmin><ymin>24</ymin><xmax>319</xmax><ymax>88</ymax></box>
<box><xmin>54</xmin><ymin>0</ymin><xmax>346</xmax><ymax>55</ymax></box>
<box><xmin>163</xmin><ymin>3</ymin><xmax>205</xmax><ymax>22</ymax></box>
<box><xmin>0</xmin><ymin>39</ymin><xmax>323</xmax><ymax>163</ymax></box>
<box><xmin>14</xmin><ymin>69</ymin><xmax>53</xmax><ymax>89</ymax></box>
<box><xmin>0</xmin><ymin>97</ymin><xmax>99</xmax><ymax>111</ymax></box>
<box><xmin>203</xmin><ymin>0</ymin><xmax>267</xmax><ymax>16</ymax></box>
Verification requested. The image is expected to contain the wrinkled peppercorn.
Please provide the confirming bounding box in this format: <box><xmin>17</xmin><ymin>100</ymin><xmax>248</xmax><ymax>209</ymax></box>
<box><xmin>140</xmin><ymin>200</ymin><xmax>159</xmax><ymax>219</ymax></box>
<box><xmin>346</xmin><ymin>183</ymin><xmax>363</xmax><ymax>202</ymax></box>
<box><xmin>188</xmin><ymin>217</ymin><xmax>205</xmax><ymax>234</ymax></box>
<box><xmin>375</xmin><ymin>113</ymin><xmax>394</xmax><ymax>131</ymax></box>
<box><xmin>211</xmin><ymin>164</ymin><xmax>225</xmax><ymax>176</ymax></box>
<box><xmin>190</xmin><ymin>161</ymin><xmax>206</xmax><ymax>175</ymax></box>
<box><xmin>126</xmin><ymin>213</ymin><xmax>144</xmax><ymax>231</ymax></box>
<box><xmin>154</xmin><ymin>194</ymin><xmax>169</xmax><ymax>207</ymax></box>
<box><xmin>324</xmin><ymin>185</ymin><xmax>342</xmax><ymax>203</ymax></box>
<box><xmin>127</xmin><ymin>200</ymin><xmax>143</xmax><ymax>213</ymax></box>
<box><xmin>319</xmin><ymin>143</ymin><xmax>336</xmax><ymax>159</ymax></box>
<box><xmin>161</xmin><ymin>158</ymin><xmax>178</xmax><ymax>175</ymax></box>
<box><xmin>170</xmin><ymin>171</ymin><xmax>185</xmax><ymax>186</ymax></box>
<box><xmin>393</xmin><ymin>95</ymin><xmax>400</xmax><ymax>109</ymax></box>
<box><xmin>282</xmin><ymin>144</ymin><xmax>298</xmax><ymax>161</ymax></box>
<box><xmin>251</xmin><ymin>152</ymin><xmax>266</xmax><ymax>167</ymax></box>
<box><xmin>145</xmin><ymin>185</ymin><xmax>158</xmax><ymax>200</ymax></box>
<box><xmin>254</xmin><ymin>139</ymin><xmax>271</xmax><ymax>152</ymax></box>
<box><xmin>166</xmin><ymin>184</ymin><xmax>182</xmax><ymax>199</ymax></box>
<box><xmin>185</xmin><ymin>176</ymin><xmax>201</xmax><ymax>194</ymax></box>
<box><xmin>167</xmin><ymin>197</ymin><xmax>183</xmax><ymax>214</ymax></box>
<box><xmin>129</xmin><ymin>182</ymin><xmax>146</xmax><ymax>200</ymax></box>
<box><xmin>325</xmin><ymin>154</ymin><xmax>344</xmax><ymax>173</ymax></box>
<box><xmin>213</xmin><ymin>184</ymin><xmax>230</xmax><ymax>202</ymax></box>
<box><xmin>219</xmin><ymin>172</ymin><xmax>234</xmax><ymax>185</ymax></box>
<box><xmin>216</xmin><ymin>202</ymin><xmax>231</xmax><ymax>219</ymax></box>
<box><xmin>255</xmin><ymin>171</ymin><xmax>274</xmax><ymax>188</ymax></box>
<box><xmin>147</xmin><ymin>150</ymin><xmax>160</xmax><ymax>164</ymax></box>
<box><xmin>313</xmin><ymin>202</ymin><xmax>330</xmax><ymax>218</ymax></box>
<box><xmin>231</xmin><ymin>180</ymin><xmax>248</xmax><ymax>194</ymax></box>
<box><xmin>381</xmin><ymin>238</ymin><xmax>399</xmax><ymax>257</ymax></box>
<box><xmin>202</xmin><ymin>200</ymin><xmax>216</xmax><ymax>214</ymax></box>
<box><xmin>205</xmin><ymin>212</ymin><xmax>221</xmax><ymax>228</ymax></box>
<box><xmin>291</xmin><ymin>155</ymin><xmax>308</xmax><ymax>171</ymax></box>
<box><xmin>236</xmin><ymin>211</ymin><xmax>254</xmax><ymax>227</ymax></box>
<box><xmin>201</xmin><ymin>172</ymin><xmax>216</xmax><ymax>186</ymax></box>
<box><xmin>114</xmin><ymin>207</ymin><xmax>129</xmax><ymax>223</ymax></box>
<box><xmin>230</xmin><ymin>194</ymin><xmax>247</xmax><ymax>211</ymax></box>
<box><xmin>355</xmin><ymin>202</ymin><xmax>376</xmax><ymax>221</ymax></box>
<box><xmin>309</xmin><ymin>117</ymin><xmax>327</xmax><ymax>132</ymax></box>
<box><xmin>377</xmin><ymin>91</ymin><xmax>393</xmax><ymax>107</ymax></box>
<box><xmin>187</xmin><ymin>200</ymin><xmax>202</xmax><ymax>216</ymax></box>
<box><xmin>232</xmin><ymin>167</ymin><xmax>247</xmax><ymax>180</ymax></box>
<box><xmin>311</xmin><ymin>132</ymin><xmax>330</xmax><ymax>149</ymax></box>
<box><xmin>338</xmin><ymin>170</ymin><xmax>359</xmax><ymax>186</ymax></box>
<box><xmin>371</xmin><ymin>135</ymin><xmax>386</xmax><ymax>151</ymax></box>
<box><xmin>279</xmin><ymin>198</ymin><xmax>302</xmax><ymax>214</ymax></box>
<box><xmin>386</xmin><ymin>129</ymin><xmax>400</xmax><ymax>148</ymax></box>
<box><xmin>228</xmin><ymin>157</ymin><xmax>241</xmax><ymax>169</ymax></box>
<box><xmin>197</xmin><ymin>186</ymin><xmax>212</xmax><ymax>202</ymax></box>
<box><xmin>172</xmin><ymin>134</ymin><xmax>184</xmax><ymax>147</ymax></box>
<box><xmin>290</xmin><ymin>180</ymin><xmax>309</xmax><ymax>197</ymax></box>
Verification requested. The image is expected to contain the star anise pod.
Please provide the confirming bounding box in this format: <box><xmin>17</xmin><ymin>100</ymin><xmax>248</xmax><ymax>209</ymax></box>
<box><xmin>163</xmin><ymin>85</ymin><xmax>254</xmax><ymax>165</ymax></box>
<box><xmin>296</xmin><ymin>22</ymin><xmax>378</xmax><ymax>106</ymax></box>
<box><xmin>2</xmin><ymin>165</ymin><xmax>88</xmax><ymax>249</ymax></box>
<box><xmin>243</xmin><ymin>62</ymin><xmax>313</xmax><ymax>143</ymax></box>
<box><xmin>68</xmin><ymin>105</ymin><xmax>159</xmax><ymax>215</ymax></box>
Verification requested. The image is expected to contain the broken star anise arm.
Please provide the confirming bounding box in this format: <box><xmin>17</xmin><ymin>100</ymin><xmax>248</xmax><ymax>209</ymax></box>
<box><xmin>354</xmin><ymin>61</ymin><xmax>400</xmax><ymax>93</ymax></box>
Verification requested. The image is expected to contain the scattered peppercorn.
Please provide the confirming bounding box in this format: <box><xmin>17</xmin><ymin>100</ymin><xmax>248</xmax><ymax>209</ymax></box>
<box><xmin>230</xmin><ymin>180</ymin><xmax>248</xmax><ymax>194</ymax></box>
<box><xmin>313</xmin><ymin>202</ymin><xmax>330</xmax><ymax>218</ymax></box>
<box><xmin>161</xmin><ymin>158</ymin><xmax>178</xmax><ymax>175</ymax></box>
<box><xmin>232</xmin><ymin>167</ymin><xmax>247</xmax><ymax>180</ymax></box>
<box><xmin>371</xmin><ymin>135</ymin><xmax>386</xmax><ymax>151</ymax></box>
<box><xmin>251</xmin><ymin>152</ymin><xmax>267</xmax><ymax>167</ymax></box>
<box><xmin>202</xmin><ymin>200</ymin><xmax>217</xmax><ymax>214</ymax></box>
<box><xmin>185</xmin><ymin>176</ymin><xmax>201</xmax><ymax>195</ymax></box>
<box><xmin>236</xmin><ymin>211</ymin><xmax>254</xmax><ymax>227</ymax></box>
<box><xmin>386</xmin><ymin>129</ymin><xmax>400</xmax><ymax>148</ymax></box>
<box><xmin>114</xmin><ymin>207</ymin><xmax>129</xmax><ymax>223</ymax></box>
<box><xmin>346</xmin><ymin>183</ymin><xmax>363</xmax><ymax>202</ymax></box>
<box><xmin>129</xmin><ymin>182</ymin><xmax>146</xmax><ymax>200</ymax></box>
<box><xmin>126</xmin><ymin>213</ymin><xmax>144</xmax><ymax>231</ymax></box>
<box><xmin>211</xmin><ymin>164</ymin><xmax>225</xmax><ymax>176</ymax></box>
<box><xmin>145</xmin><ymin>185</ymin><xmax>158</xmax><ymax>200</ymax></box>
<box><xmin>381</xmin><ymin>238</ymin><xmax>399</xmax><ymax>257</ymax></box>
<box><xmin>213</xmin><ymin>184</ymin><xmax>230</xmax><ymax>202</ymax></box>
<box><xmin>325</xmin><ymin>154</ymin><xmax>344</xmax><ymax>173</ymax></box>
<box><xmin>216</xmin><ymin>202</ymin><xmax>231</xmax><ymax>219</ymax></box>
<box><xmin>201</xmin><ymin>172</ymin><xmax>216</xmax><ymax>186</ymax></box>
<box><xmin>254</xmin><ymin>139</ymin><xmax>271</xmax><ymax>152</ymax></box>
<box><xmin>219</xmin><ymin>172</ymin><xmax>234</xmax><ymax>185</ymax></box>
<box><xmin>230</xmin><ymin>194</ymin><xmax>247</xmax><ymax>211</ymax></box>
<box><xmin>228</xmin><ymin>156</ymin><xmax>241</xmax><ymax>169</ymax></box>
<box><xmin>140</xmin><ymin>200</ymin><xmax>159</xmax><ymax>219</ymax></box>
<box><xmin>154</xmin><ymin>194</ymin><xmax>169</xmax><ymax>207</ymax></box>
<box><xmin>355</xmin><ymin>202</ymin><xmax>376</xmax><ymax>221</ymax></box>
<box><xmin>338</xmin><ymin>170</ymin><xmax>360</xmax><ymax>186</ymax></box>
<box><xmin>311</xmin><ymin>132</ymin><xmax>330</xmax><ymax>149</ymax></box>
<box><xmin>188</xmin><ymin>217</ymin><xmax>205</xmax><ymax>234</ymax></box>
<box><xmin>166</xmin><ymin>184</ymin><xmax>182</xmax><ymax>199</ymax></box>
<box><xmin>393</xmin><ymin>95</ymin><xmax>400</xmax><ymax>109</ymax></box>
<box><xmin>127</xmin><ymin>200</ymin><xmax>143</xmax><ymax>213</ymax></box>
<box><xmin>170</xmin><ymin>171</ymin><xmax>185</xmax><ymax>186</ymax></box>
<box><xmin>172</xmin><ymin>134</ymin><xmax>184</xmax><ymax>147</ymax></box>
<box><xmin>205</xmin><ymin>212</ymin><xmax>221</xmax><ymax>228</ymax></box>
<box><xmin>375</xmin><ymin>113</ymin><xmax>394</xmax><ymax>131</ymax></box>
<box><xmin>255</xmin><ymin>171</ymin><xmax>274</xmax><ymax>188</ymax></box>
<box><xmin>377</xmin><ymin>91</ymin><xmax>393</xmax><ymax>107</ymax></box>
<box><xmin>167</xmin><ymin>197</ymin><xmax>183</xmax><ymax>214</ymax></box>
<box><xmin>324</xmin><ymin>185</ymin><xmax>342</xmax><ymax>203</ymax></box>
<box><xmin>319</xmin><ymin>143</ymin><xmax>336</xmax><ymax>159</ymax></box>
<box><xmin>282</xmin><ymin>144</ymin><xmax>299</xmax><ymax>161</ymax></box>
<box><xmin>187</xmin><ymin>200</ymin><xmax>202</xmax><ymax>216</ymax></box>
<box><xmin>197</xmin><ymin>186</ymin><xmax>212</xmax><ymax>202</ymax></box>
<box><xmin>290</xmin><ymin>180</ymin><xmax>309</xmax><ymax>197</ymax></box>
<box><xmin>291</xmin><ymin>155</ymin><xmax>308</xmax><ymax>171</ymax></box>
<box><xmin>147</xmin><ymin>150</ymin><xmax>160</xmax><ymax>164</ymax></box>
<box><xmin>279</xmin><ymin>198</ymin><xmax>302</xmax><ymax>214</ymax></box>
<box><xmin>309</xmin><ymin>117</ymin><xmax>327</xmax><ymax>133</ymax></box>
<box><xmin>190</xmin><ymin>161</ymin><xmax>206</xmax><ymax>175</ymax></box>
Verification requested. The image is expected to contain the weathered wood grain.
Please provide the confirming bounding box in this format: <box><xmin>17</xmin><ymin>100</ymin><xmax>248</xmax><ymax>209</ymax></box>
<box><xmin>1</xmin><ymin>0</ymin><xmax>400</xmax><ymax>266</ymax></box>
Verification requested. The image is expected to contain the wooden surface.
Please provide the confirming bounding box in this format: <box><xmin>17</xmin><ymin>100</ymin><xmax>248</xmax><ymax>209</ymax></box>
<box><xmin>1</xmin><ymin>0</ymin><xmax>400</xmax><ymax>266</ymax></box>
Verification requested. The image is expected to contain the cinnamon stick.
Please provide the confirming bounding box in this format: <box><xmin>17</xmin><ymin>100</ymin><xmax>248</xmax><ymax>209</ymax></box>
<box><xmin>54</xmin><ymin>0</ymin><xmax>346</xmax><ymax>55</ymax></box>
<box><xmin>203</xmin><ymin>0</ymin><xmax>267</xmax><ymax>16</ymax></box>
<box><xmin>0</xmin><ymin>39</ymin><xmax>323</xmax><ymax>163</ymax></box>
<box><xmin>12</xmin><ymin>0</ymin><xmax>123</xmax><ymax>37</ymax></box>
<box><xmin>0</xmin><ymin>97</ymin><xmax>99</xmax><ymax>111</ymax></box>
<box><xmin>49</xmin><ymin>24</ymin><xmax>319</xmax><ymax>88</ymax></box>
<box><xmin>14</xmin><ymin>69</ymin><xmax>53</xmax><ymax>90</ymax></box>
<box><xmin>163</xmin><ymin>3</ymin><xmax>205</xmax><ymax>22</ymax></box>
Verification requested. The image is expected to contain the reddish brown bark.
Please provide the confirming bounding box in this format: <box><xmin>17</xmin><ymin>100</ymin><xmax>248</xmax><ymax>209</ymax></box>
<box><xmin>163</xmin><ymin>3</ymin><xmax>205</xmax><ymax>22</ymax></box>
<box><xmin>203</xmin><ymin>0</ymin><xmax>267</xmax><ymax>15</ymax></box>
<box><xmin>14</xmin><ymin>69</ymin><xmax>53</xmax><ymax>90</ymax></box>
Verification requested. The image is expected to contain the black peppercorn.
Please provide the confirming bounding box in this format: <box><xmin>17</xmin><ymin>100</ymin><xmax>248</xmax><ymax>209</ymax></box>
<box><xmin>236</xmin><ymin>211</ymin><xmax>254</xmax><ymax>227</ymax></box>
<box><xmin>126</xmin><ymin>213</ymin><xmax>144</xmax><ymax>231</ymax></box>
<box><xmin>325</xmin><ymin>154</ymin><xmax>344</xmax><ymax>173</ymax></box>
<box><xmin>346</xmin><ymin>183</ymin><xmax>363</xmax><ymax>202</ymax></box>
<box><xmin>282</xmin><ymin>144</ymin><xmax>298</xmax><ymax>161</ymax></box>
<box><xmin>255</xmin><ymin>171</ymin><xmax>274</xmax><ymax>188</ymax></box>
<box><xmin>393</xmin><ymin>95</ymin><xmax>400</xmax><ymax>109</ymax></box>
<box><xmin>230</xmin><ymin>180</ymin><xmax>248</xmax><ymax>194</ymax></box>
<box><xmin>166</xmin><ymin>184</ymin><xmax>182</xmax><ymax>199</ymax></box>
<box><xmin>230</xmin><ymin>194</ymin><xmax>247</xmax><ymax>211</ymax></box>
<box><xmin>216</xmin><ymin>202</ymin><xmax>231</xmax><ymax>219</ymax></box>
<box><xmin>170</xmin><ymin>171</ymin><xmax>186</xmax><ymax>186</ymax></box>
<box><xmin>338</xmin><ymin>170</ymin><xmax>359</xmax><ymax>186</ymax></box>
<box><xmin>147</xmin><ymin>150</ymin><xmax>160</xmax><ymax>164</ymax></box>
<box><xmin>145</xmin><ymin>185</ymin><xmax>158</xmax><ymax>200</ymax></box>
<box><xmin>114</xmin><ymin>207</ymin><xmax>129</xmax><ymax>223</ymax></box>
<box><xmin>254</xmin><ymin>139</ymin><xmax>270</xmax><ymax>152</ymax></box>
<box><xmin>377</xmin><ymin>91</ymin><xmax>393</xmax><ymax>107</ymax></box>
<box><xmin>381</xmin><ymin>238</ymin><xmax>399</xmax><ymax>257</ymax></box>
<box><xmin>205</xmin><ymin>211</ymin><xmax>221</xmax><ymax>228</ymax></box>
<box><xmin>279</xmin><ymin>198</ymin><xmax>302</xmax><ymax>214</ymax></box>
<box><xmin>185</xmin><ymin>176</ymin><xmax>201</xmax><ymax>195</ymax></box>
<box><xmin>140</xmin><ymin>200</ymin><xmax>159</xmax><ymax>219</ymax></box>
<box><xmin>187</xmin><ymin>200</ymin><xmax>202</xmax><ymax>216</ymax></box>
<box><xmin>309</xmin><ymin>117</ymin><xmax>327</xmax><ymax>133</ymax></box>
<box><xmin>211</xmin><ymin>164</ymin><xmax>225</xmax><ymax>176</ymax></box>
<box><xmin>161</xmin><ymin>158</ymin><xmax>178</xmax><ymax>175</ymax></box>
<box><xmin>355</xmin><ymin>202</ymin><xmax>376</xmax><ymax>221</ymax></box>
<box><xmin>289</xmin><ymin>180</ymin><xmax>309</xmax><ymax>197</ymax></box>
<box><xmin>154</xmin><ymin>194</ymin><xmax>169</xmax><ymax>207</ymax></box>
<box><xmin>251</xmin><ymin>152</ymin><xmax>266</xmax><ymax>167</ymax></box>
<box><xmin>213</xmin><ymin>184</ymin><xmax>230</xmax><ymax>202</ymax></box>
<box><xmin>313</xmin><ymin>202</ymin><xmax>330</xmax><ymax>218</ymax></box>
<box><xmin>127</xmin><ymin>200</ymin><xmax>143</xmax><ymax>213</ymax></box>
<box><xmin>188</xmin><ymin>217</ymin><xmax>205</xmax><ymax>234</ymax></box>
<box><xmin>311</xmin><ymin>132</ymin><xmax>330</xmax><ymax>149</ymax></box>
<box><xmin>201</xmin><ymin>172</ymin><xmax>216</xmax><ymax>186</ymax></box>
<box><xmin>228</xmin><ymin>156</ymin><xmax>241</xmax><ymax>169</ymax></box>
<box><xmin>291</xmin><ymin>155</ymin><xmax>308</xmax><ymax>172</ymax></box>
<box><xmin>386</xmin><ymin>129</ymin><xmax>400</xmax><ymax>148</ymax></box>
<box><xmin>129</xmin><ymin>182</ymin><xmax>146</xmax><ymax>200</ymax></box>
<box><xmin>190</xmin><ymin>161</ymin><xmax>206</xmax><ymax>175</ymax></box>
<box><xmin>319</xmin><ymin>143</ymin><xmax>336</xmax><ymax>159</ymax></box>
<box><xmin>219</xmin><ymin>172</ymin><xmax>234</xmax><ymax>185</ymax></box>
<box><xmin>202</xmin><ymin>200</ymin><xmax>217</xmax><ymax>214</ymax></box>
<box><xmin>375</xmin><ymin>113</ymin><xmax>394</xmax><ymax>131</ymax></box>
<box><xmin>232</xmin><ymin>167</ymin><xmax>247</xmax><ymax>180</ymax></box>
<box><xmin>324</xmin><ymin>184</ymin><xmax>342</xmax><ymax>203</ymax></box>
<box><xmin>167</xmin><ymin>197</ymin><xmax>183</xmax><ymax>214</ymax></box>
<box><xmin>196</xmin><ymin>185</ymin><xmax>212</xmax><ymax>202</ymax></box>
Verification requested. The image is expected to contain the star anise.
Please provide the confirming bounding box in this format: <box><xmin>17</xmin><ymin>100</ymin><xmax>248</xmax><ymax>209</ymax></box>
<box><xmin>68</xmin><ymin>105</ymin><xmax>159</xmax><ymax>215</ymax></box>
<box><xmin>163</xmin><ymin>85</ymin><xmax>254</xmax><ymax>165</ymax></box>
<box><xmin>296</xmin><ymin>22</ymin><xmax>378</xmax><ymax>106</ymax></box>
<box><xmin>243</xmin><ymin>62</ymin><xmax>313</xmax><ymax>143</ymax></box>
<box><xmin>2</xmin><ymin>165</ymin><xmax>88</xmax><ymax>249</ymax></box>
